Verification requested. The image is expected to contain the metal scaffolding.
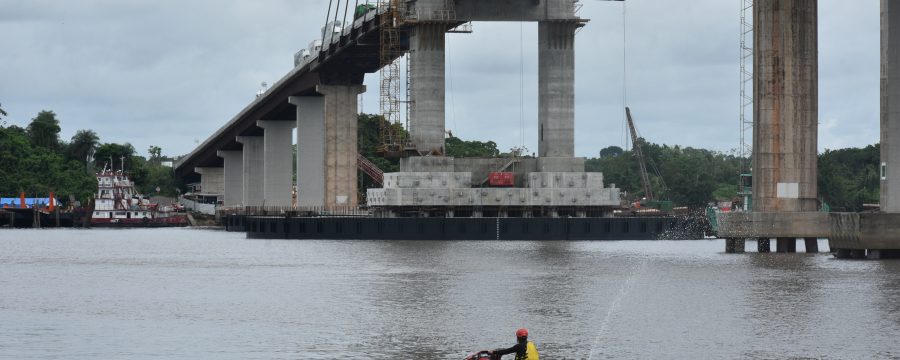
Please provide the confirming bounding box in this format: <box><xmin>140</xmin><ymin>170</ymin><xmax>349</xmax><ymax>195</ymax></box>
<box><xmin>378</xmin><ymin>0</ymin><xmax>407</xmax><ymax>158</ymax></box>
<box><xmin>739</xmin><ymin>0</ymin><xmax>753</xmax><ymax>173</ymax></box>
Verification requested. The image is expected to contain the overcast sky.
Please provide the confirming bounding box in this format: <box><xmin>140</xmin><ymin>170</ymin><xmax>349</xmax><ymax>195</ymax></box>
<box><xmin>0</xmin><ymin>0</ymin><xmax>881</xmax><ymax>159</ymax></box>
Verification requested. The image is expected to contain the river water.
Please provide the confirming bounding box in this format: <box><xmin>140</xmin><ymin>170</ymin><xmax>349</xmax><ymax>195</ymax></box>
<box><xmin>0</xmin><ymin>228</ymin><xmax>898</xmax><ymax>359</ymax></box>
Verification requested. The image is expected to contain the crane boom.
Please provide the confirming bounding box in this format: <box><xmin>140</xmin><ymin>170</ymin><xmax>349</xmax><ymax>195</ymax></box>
<box><xmin>626</xmin><ymin>107</ymin><xmax>654</xmax><ymax>201</ymax></box>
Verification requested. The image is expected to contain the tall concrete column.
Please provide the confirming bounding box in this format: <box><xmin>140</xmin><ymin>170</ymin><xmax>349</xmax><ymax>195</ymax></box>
<box><xmin>882</xmin><ymin>0</ymin><xmax>900</xmax><ymax>212</ymax></box>
<box><xmin>236</xmin><ymin>136</ymin><xmax>265</xmax><ymax>206</ymax></box>
<box><xmin>538</xmin><ymin>21</ymin><xmax>577</xmax><ymax>158</ymax></box>
<box><xmin>258</xmin><ymin>120</ymin><xmax>296</xmax><ymax>207</ymax></box>
<box><xmin>409</xmin><ymin>23</ymin><xmax>446</xmax><ymax>156</ymax></box>
<box><xmin>216</xmin><ymin>150</ymin><xmax>243</xmax><ymax>206</ymax></box>
<box><xmin>752</xmin><ymin>0</ymin><xmax>819</xmax><ymax>212</ymax></box>
<box><xmin>290</xmin><ymin>96</ymin><xmax>326</xmax><ymax>207</ymax></box>
<box><xmin>195</xmin><ymin>167</ymin><xmax>224</xmax><ymax>195</ymax></box>
<box><xmin>318</xmin><ymin>84</ymin><xmax>365</xmax><ymax>207</ymax></box>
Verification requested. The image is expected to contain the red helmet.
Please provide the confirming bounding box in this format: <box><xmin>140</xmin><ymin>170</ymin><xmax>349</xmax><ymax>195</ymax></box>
<box><xmin>516</xmin><ymin>328</ymin><xmax>528</xmax><ymax>338</ymax></box>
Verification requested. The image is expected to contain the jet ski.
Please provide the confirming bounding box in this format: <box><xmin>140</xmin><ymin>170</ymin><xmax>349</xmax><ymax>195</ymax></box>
<box><xmin>464</xmin><ymin>350</ymin><xmax>496</xmax><ymax>360</ymax></box>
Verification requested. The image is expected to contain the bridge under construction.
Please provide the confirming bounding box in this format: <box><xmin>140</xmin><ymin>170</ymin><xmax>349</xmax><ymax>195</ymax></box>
<box><xmin>175</xmin><ymin>1</ymin><xmax>900</xmax><ymax>252</ymax></box>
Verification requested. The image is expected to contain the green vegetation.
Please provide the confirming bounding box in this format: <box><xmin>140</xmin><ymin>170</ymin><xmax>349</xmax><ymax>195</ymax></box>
<box><xmin>445</xmin><ymin>136</ymin><xmax>500</xmax><ymax>158</ymax></box>
<box><xmin>818</xmin><ymin>145</ymin><xmax>881</xmax><ymax>212</ymax></box>
<box><xmin>587</xmin><ymin>140</ymin><xmax>742</xmax><ymax>207</ymax></box>
<box><xmin>588</xmin><ymin>140</ymin><xmax>881</xmax><ymax>211</ymax></box>
<box><xmin>0</xmin><ymin>107</ymin><xmax>182</xmax><ymax>204</ymax></box>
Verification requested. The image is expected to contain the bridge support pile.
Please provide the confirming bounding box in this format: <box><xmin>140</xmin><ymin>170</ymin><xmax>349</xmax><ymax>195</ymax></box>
<box><xmin>236</xmin><ymin>136</ymin><xmax>265</xmax><ymax>206</ymax></box>
<box><xmin>217</xmin><ymin>150</ymin><xmax>243</xmax><ymax>206</ymax></box>
<box><xmin>723</xmin><ymin>0</ymin><xmax>823</xmax><ymax>254</ymax></box>
<box><xmin>258</xmin><ymin>120</ymin><xmax>296</xmax><ymax>207</ymax></box>
<box><xmin>410</xmin><ymin>23</ymin><xmax>447</xmax><ymax>156</ymax></box>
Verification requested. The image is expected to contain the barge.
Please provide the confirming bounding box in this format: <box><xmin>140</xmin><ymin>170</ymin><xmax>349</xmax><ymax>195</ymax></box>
<box><xmin>225</xmin><ymin>214</ymin><xmax>705</xmax><ymax>240</ymax></box>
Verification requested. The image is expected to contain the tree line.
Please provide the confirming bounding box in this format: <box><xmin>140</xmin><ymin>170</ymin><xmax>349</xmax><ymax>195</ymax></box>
<box><xmin>0</xmin><ymin>108</ymin><xmax>181</xmax><ymax>205</ymax></box>
<box><xmin>0</xmin><ymin>106</ymin><xmax>879</xmax><ymax>212</ymax></box>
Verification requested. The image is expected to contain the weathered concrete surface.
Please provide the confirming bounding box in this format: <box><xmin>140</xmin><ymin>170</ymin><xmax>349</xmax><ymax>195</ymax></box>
<box><xmin>235</xmin><ymin>136</ymin><xmax>264</xmax><ymax>206</ymax></box>
<box><xmin>538</xmin><ymin>21</ymin><xmax>577</xmax><ymax>158</ymax></box>
<box><xmin>216</xmin><ymin>150</ymin><xmax>243</xmax><ymax>206</ymax></box>
<box><xmin>753</xmin><ymin>0</ymin><xmax>819</xmax><ymax>212</ymax></box>
<box><xmin>409</xmin><ymin>24</ymin><xmax>446</xmax><ymax>156</ymax></box>
<box><xmin>195</xmin><ymin>167</ymin><xmax>224</xmax><ymax>195</ymax></box>
<box><xmin>368</xmin><ymin>171</ymin><xmax>619</xmax><ymax>208</ymax></box>
<box><xmin>719</xmin><ymin>211</ymin><xmax>900</xmax><ymax>252</ymax></box>
<box><xmin>537</xmin><ymin>157</ymin><xmax>584</xmax><ymax>172</ymax></box>
<box><xmin>399</xmin><ymin>157</ymin><xmax>587</xmax><ymax>187</ymax></box>
<box><xmin>407</xmin><ymin>0</ymin><xmax>579</xmax><ymax>22</ymax></box>
<box><xmin>257</xmin><ymin>120</ymin><xmax>296</xmax><ymax>207</ymax></box>
<box><xmin>715</xmin><ymin>211</ymin><xmax>829</xmax><ymax>238</ymax></box>
<box><xmin>291</xmin><ymin>96</ymin><xmax>326</xmax><ymax>207</ymax></box>
<box><xmin>319</xmin><ymin>84</ymin><xmax>365</xmax><ymax>207</ymax></box>
<box><xmin>829</xmin><ymin>213</ymin><xmax>900</xmax><ymax>250</ymax></box>
<box><xmin>883</xmin><ymin>0</ymin><xmax>900</xmax><ymax>212</ymax></box>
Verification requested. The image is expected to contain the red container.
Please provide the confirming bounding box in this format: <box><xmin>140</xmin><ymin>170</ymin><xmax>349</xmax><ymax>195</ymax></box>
<box><xmin>488</xmin><ymin>172</ymin><xmax>515</xmax><ymax>187</ymax></box>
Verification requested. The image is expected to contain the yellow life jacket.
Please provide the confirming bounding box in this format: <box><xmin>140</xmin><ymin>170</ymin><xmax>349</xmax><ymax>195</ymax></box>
<box><xmin>514</xmin><ymin>341</ymin><xmax>540</xmax><ymax>360</ymax></box>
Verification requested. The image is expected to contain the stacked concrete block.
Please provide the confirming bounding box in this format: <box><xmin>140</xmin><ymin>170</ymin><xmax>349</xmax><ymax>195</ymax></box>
<box><xmin>382</xmin><ymin>172</ymin><xmax>471</xmax><ymax>189</ymax></box>
<box><xmin>528</xmin><ymin>172</ymin><xmax>604</xmax><ymax>189</ymax></box>
<box><xmin>479</xmin><ymin>188</ymin><xmax>531</xmax><ymax>207</ymax></box>
<box><xmin>368</xmin><ymin>171</ymin><xmax>619</xmax><ymax>208</ymax></box>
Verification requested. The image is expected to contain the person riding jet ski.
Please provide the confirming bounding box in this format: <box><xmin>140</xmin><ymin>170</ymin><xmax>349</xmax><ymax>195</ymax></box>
<box><xmin>493</xmin><ymin>328</ymin><xmax>539</xmax><ymax>360</ymax></box>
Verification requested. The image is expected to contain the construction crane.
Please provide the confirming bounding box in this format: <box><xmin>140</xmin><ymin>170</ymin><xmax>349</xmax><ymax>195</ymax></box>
<box><xmin>625</xmin><ymin>107</ymin><xmax>673</xmax><ymax>213</ymax></box>
<box><xmin>625</xmin><ymin>107</ymin><xmax>654</xmax><ymax>201</ymax></box>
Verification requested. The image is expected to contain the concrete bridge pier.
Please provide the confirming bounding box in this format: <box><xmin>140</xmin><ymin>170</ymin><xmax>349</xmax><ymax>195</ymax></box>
<box><xmin>216</xmin><ymin>150</ymin><xmax>243</xmax><ymax>206</ymax></box>
<box><xmin>320</xmin><ymin>84</ymin><xmax>365</xmax><ymax>207</ymax></box>
<box><xmin>409</xmin><ymin>23</ymin><xmax>446</xmax><ymax>156</ymax></box>
<box><xmin>194</xmin><ymin>167</ymin><xmax>224</xmax><ymax>195</ymax></box>
<box><xmin>290</xmin><ymin>96</ymin><xmax>325</xmax><ymax>207</ymax></box>
<box><xmin>883</xmin><ymin>0</ymin><xmax>900</xmax><ymax>212</ymax></box>
<box><xmin>538</xmin><ymin>20</ymin><xmax>578</xmax><ymax>158</ymax></box>
<box><xmin>753</xmin><ymin>0</ymin><xmax>819</xmax><ymax>214</ymax></box>
<box><xmin>235</xmin><ymin>136</ymin><xmax>265</xmax><ymax>206</ymax></box>
<box><xmin>258</xmin><ymin>120</ymin><xmax>296</xmax><ymax>207</ymax></box>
